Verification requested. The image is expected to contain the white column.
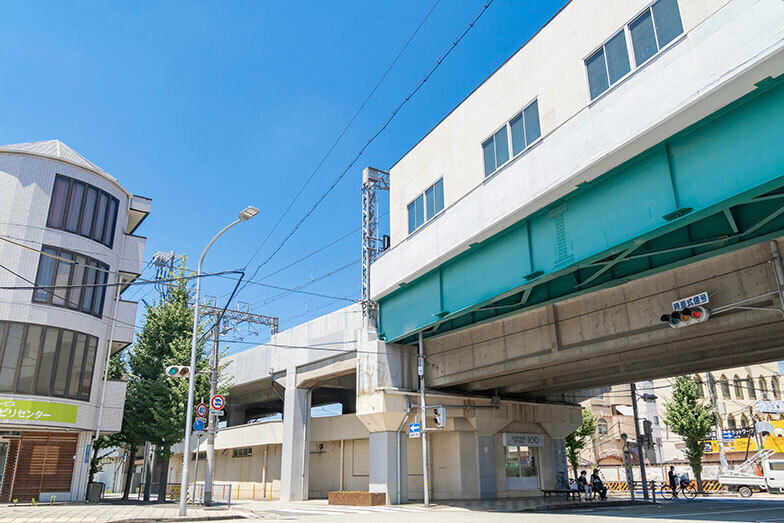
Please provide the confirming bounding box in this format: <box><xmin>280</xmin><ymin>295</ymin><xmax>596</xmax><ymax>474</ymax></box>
<box><xmin>280</xmin><ymin>377</ymin><xmax>310</xmax><ymax>502</ymax></box>
<box><xmin>369</xmin><ymin>431</ymin><xmax>403</xmax><ymax>504</ymax></box>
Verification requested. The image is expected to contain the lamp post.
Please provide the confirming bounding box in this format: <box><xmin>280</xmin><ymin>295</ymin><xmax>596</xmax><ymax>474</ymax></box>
<box><xmin>179</xmin><ymin>206</ymin><xmax>258</xmax><ymax>516</ymax></box>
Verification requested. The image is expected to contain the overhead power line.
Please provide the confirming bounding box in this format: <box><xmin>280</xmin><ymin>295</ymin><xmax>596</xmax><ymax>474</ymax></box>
<box><xmin>243</xmin><ymin>0</ymin><xmax>442</xmax><ymax>271</ymax></box>
<box><xmin>240</xmin><ymin>0</ymin><xmax>495</xmax><ymax>289</ymax></box>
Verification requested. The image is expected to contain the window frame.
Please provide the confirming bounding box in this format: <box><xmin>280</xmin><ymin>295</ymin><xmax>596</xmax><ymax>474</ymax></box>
<box><xmin>482</xmin><ymin>97</ymin><xmax>542</xmax><ymax>179</ymax></box>
<box><xmin>584</xmin><ymin>0</ymin><xmax>685</xmax><ymax>102</ymax></box>
<box><xmin>46</xmin><ymin>174</ymin><xmax>120</xmax><ymax>249</ymax></box>
<box><xmin>0</xmin><ymin>320</ymin><xmax>96</xmax><ymax>401</ymax></box>
<box><xmin>406</xmin><ymin>177</ymin><xmax>445</xmax><ymax>235</ymax></box>
<box><xmin>482</xmin><ymin>122</ymin><xmax>512</xmax><ymax>177</ymax></box>
<box><xmin>32</xmin><ymin>245</ymin><xmax>110</xmax><ymax>318</ymax></box>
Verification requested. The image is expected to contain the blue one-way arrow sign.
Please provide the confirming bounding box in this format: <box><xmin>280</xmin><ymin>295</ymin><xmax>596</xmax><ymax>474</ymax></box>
<box><xmin>408</xmin><ymin>422</ymin><xmax>421</xmax><ymax>439</ymax></box>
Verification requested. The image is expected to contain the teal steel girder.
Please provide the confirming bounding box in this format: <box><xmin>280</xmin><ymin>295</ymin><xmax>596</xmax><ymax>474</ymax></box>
<box><xmin>378</xmin><ymin>75</ymin><xmax>784</xmax><ymax>345</ymax></box>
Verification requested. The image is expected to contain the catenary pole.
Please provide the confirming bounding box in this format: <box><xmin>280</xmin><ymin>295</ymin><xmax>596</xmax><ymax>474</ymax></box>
<box><xmin>179</xmin><ymin>206</ymin><xmax>258</xmax><ymax>516</ymax></box>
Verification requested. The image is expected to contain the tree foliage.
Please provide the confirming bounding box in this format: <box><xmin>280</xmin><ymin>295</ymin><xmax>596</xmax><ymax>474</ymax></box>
<box><xmin>661</xmin><ymin>376</ymin><xmax>715</xmax><ymax>489</ymax></box>
<box><xmin>565</xmin><ymin>408</ymin><xmax>597</xmax><ymax>479</ymax></box>
<box><xmin>110</xmin><ymin>270</ymin><xmax>231</xmax><ymax>499</ymax></box>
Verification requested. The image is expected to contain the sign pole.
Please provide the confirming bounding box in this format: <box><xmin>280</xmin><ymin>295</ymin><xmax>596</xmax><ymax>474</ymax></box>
<box><xmin>192</xmin><ymin>433</ymin><xmax>201</xmax><ymax>505</ymax></box>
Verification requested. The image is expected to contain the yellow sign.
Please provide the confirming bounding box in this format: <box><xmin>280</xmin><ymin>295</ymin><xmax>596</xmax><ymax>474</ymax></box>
<box><xmin>0</xmin><ymin>398</ymin><xmax>78</xmax><ymax>423</ymax></box>
<box><xmin>704</xmin><ymin>421</ymin><xmax>784</xmax><ymax>453</ymax></box>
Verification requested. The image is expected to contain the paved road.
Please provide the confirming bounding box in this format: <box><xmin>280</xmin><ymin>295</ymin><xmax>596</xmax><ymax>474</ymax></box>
<box><xmin>232</xmin><ymin>497</ymin><xmax>784</xmax><ymax>522</ymax></box>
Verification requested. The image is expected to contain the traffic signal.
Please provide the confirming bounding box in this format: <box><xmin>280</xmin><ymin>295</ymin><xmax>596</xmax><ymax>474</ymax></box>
<box><xmin>430</xmin><ymin>406</ymin><xmax>446</xmax><ymax>429</ymax></box>
<box><xmin>165</xmin><ymin>365</ymin><xmax>190</xmax><ymax>378</ymax></box>
<box><xmin>660</xmin><ymin>306</ymin><xmax>710</xmax><ymax>328</ymax></box>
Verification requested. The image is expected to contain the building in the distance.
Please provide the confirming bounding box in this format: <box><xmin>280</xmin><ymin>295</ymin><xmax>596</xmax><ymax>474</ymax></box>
<box><xmin>580</xmin><ymin>362</ymin><xmax>784</xmax><ymax>481</ymax></box>
<box><xmin>0</xmin><ymin>140</ymin><xmax>150</xmax><ymax>502</ymax></box>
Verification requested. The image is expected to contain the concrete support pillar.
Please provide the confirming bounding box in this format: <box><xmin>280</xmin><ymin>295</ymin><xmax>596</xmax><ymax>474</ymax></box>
<box><xmin>226</xmin><ymin>406</ymin><xmax>246</xmax><ymax>427</ymax></box>
<box><xmin>369</xmin><ymin>431</ymin><xmax>405</xmax><ymax>504</ymax></box>
<box><xmin>476</xmin><ymin>434</ymin><xmax>496</xmax><ymax>499</ymax></box>
<box><xmin>280</xmin><ymin>383</ymin><xmax>310</xmax><ymax>502</ymax></box>
<box><xmin>552</xmin><ymin>438</ymin><xmax>568</xmax><ymax>485</ymax></box>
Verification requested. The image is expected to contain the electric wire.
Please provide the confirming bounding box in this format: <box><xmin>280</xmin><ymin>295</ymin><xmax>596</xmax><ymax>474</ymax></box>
<box><xmin>242</xmin><ymin>0</ymin><xmax>442</xmax><ymax>270</ymax></box>
<box><xmin>240</xmin><ymin>0</ymin><xmax>495</xmax><ymax>290</ymax></box>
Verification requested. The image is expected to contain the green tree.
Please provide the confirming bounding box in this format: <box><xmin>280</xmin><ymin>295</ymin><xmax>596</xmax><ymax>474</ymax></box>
<box><xmin>565</xmin><ymin>408</ymin><xmax>597</xmax><ymax>480</ymax></box>
<box><xmin>117</xmin><ymin>270</ymin><xmax>230</xmax><ymax>500</ymax></box>
<box><xmin>88</xmin><ymin>354</ymin><xmax>128</xmax><ymax>486</ymax></box>
<box><xmin>661</xmin><ymin>376</ymin><xmax>715</xmax><ymax>493</ymax></box>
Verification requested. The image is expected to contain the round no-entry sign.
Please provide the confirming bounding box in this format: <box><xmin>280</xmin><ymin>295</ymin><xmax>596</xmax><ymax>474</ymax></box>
<box><xmin>196</xmin><ymin>403</ymin><xmax>208</xmax><ymax>418</ymax></box>
<box><xmin>210</xmin><ymin>394</ymin><xmax>225</xmax><ymax>410</ymax></box>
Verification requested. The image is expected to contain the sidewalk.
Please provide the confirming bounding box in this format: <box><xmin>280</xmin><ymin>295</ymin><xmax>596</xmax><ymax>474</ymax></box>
<box><xmin>0</xmin><ymin>500</ymin><xmax>249</xmax><ymax>522</ymax></box>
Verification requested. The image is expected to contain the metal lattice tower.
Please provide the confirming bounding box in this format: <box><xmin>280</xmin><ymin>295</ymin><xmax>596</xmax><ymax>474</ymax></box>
<box><xmin>361</xmin><ymin>166</ymin><xmax>390</xmax><ymax>321</ymax></box>
<box><xmin>200</xmin><ymin>303</ymin><xmax>280</xmax><ymax>337</ymax></box>
<box><xmin>152</xmin><ymin>251</ymin><xmax>185</xmax><ymax>299</ymax></box>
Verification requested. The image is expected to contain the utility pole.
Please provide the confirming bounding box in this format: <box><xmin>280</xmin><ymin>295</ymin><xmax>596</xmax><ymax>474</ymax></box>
<box><xmin>201</xmin><ymin>303</ymin><xmax>279</xmax><ymax>506</ymax></box>
<box><xmin>707</xmin><ymin>372</ymin><xmax>730</xmax><ymax>472</ymax></box>
<box><xmin>749</xmin><ymin>405</ymin><xmax>764</xmax><ymax>453</ymax></box>
<box><xmin>418</xmin><ymin>332</ymin><xmax>430</xmax><ymax>507</ymax></box>
<box><xmin>630</xmin><ymin>383</ymin><xmax>649</xmax><ymax>500</ymax></box>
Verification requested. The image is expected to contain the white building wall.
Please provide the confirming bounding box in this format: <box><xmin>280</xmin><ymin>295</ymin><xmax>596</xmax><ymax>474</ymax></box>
<box><xmin>373</xmin><ymin>0</ymin><xmax>784</xmax><ymax>300</ymax></box>
<box><xmin>0</xmin><ymin>142</ymin><xmax>149</xmax><ymax>500</ymax></box>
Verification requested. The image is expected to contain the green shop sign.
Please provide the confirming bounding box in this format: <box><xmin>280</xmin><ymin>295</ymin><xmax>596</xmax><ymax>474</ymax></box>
<box><xmin>0</xmin><ymin>398</ymin><xmax>78</xmax><ymax>423</ymax></box>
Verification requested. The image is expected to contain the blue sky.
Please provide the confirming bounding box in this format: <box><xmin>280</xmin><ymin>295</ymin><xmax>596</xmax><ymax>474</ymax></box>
<box><xmin>1</xmin><ymin>0</ymin><xmax>569</xmax><ymax>353</ymax></box>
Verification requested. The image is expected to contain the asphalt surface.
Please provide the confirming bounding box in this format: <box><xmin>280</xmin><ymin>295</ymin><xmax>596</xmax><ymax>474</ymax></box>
<box><xmin>225</xmin><ymin>496</ymin><xmax>784</xmax><ymax>522</ymax></box>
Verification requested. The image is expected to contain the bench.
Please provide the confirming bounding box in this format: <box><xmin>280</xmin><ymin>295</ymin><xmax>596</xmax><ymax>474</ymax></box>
<box><xmin>541</xmin><ymin>489</ymin><xmax>581</xmax><ymax>500</ymax></box>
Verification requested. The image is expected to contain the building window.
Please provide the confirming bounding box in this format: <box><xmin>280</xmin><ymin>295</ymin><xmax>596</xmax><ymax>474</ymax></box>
<box><xmin>0</xmin><ymin>321</ymin><xmax>97</xmax><ymax>401</ymax></box>
<box><xmin>772</xmin><ymin>377</ymin><xmax>780</xmax><ymax>400</ymax></box>
<box><xmin>407</xmin><ymin>178</ymin><xmax>444</xmax><ymax>234</ymax></box>
<box><xmin>586</xmin><ymin>0</ymin><xmax>683</xmax><ymax>101</ymax></box>
<box><xmin>746</xmin><ymin>376</ymin><xmax>757</xmax><ymax>400</ymax></box>
<box><xmin>46</xmin><ymin>174</ymin><xmax>119</xmax><ymax>249</ymax></box>
<box><xmin>734</xmin><ymin>376</ymin><xmax>744</xmax><ymax>400</ymax></box>
<box><xmin>597</xmin><ymin>418</ymin><xmax>608</xmax><ymax>435</ymax></box>
<box><xmin>586</xmin><ymin>30</ymin><xmax>630</xmax><ymax>100</ymax></box>
<box><xmin>510</xmin><ymin>100</ymin><xmax>542</xmax><ymax>156</ymax></box>
<box><xmin>483</xmin><ymin>99</ymin><xmax>541</xmax><ymax>177</ymax></box>
<box><xmin>759</xmin><ymin>377</ymin><xmax>768</xmax><ymax>399</ymax></box>
<box><xmin>232</xmin><ymin>447</ymin><xmax>252</xmax><ymax>458</ymax></box>
<box><xmin>483</xmin><ymin>126</ymin><xmax>510</xmax><ymax>177</ymax></box>
<box><xmin>191</xmin><ymin>451</ymin><xmax>206</xmax><ymax>461</ymax></box>
<box><xmin>727</xmin><ymin>415</ymin><xmax>736</xmax><ymax>430</ymax></box>
<box><xmin>719</xmin><ymin>376</ymin><xmax>731</xmax><ymax>400</ymax></box>
<box><xmin>32</xmin><ymin>246</ymin><xmax>109</xmax><ymax>318</ymax></box>
<box><xmin>630</xmin><ymin>0</ymin><xmax>684</xmax><ymax>67</ymax></box>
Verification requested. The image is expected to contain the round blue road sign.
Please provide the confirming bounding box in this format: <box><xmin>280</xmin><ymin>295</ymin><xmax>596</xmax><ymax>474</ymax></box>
<box><xmin>193</xmin><ymin>419</ymin><xmax>205</xmax><ymax>432</ymax></box>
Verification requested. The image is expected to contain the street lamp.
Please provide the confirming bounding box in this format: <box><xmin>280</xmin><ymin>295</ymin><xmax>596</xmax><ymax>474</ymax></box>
<box><xmin>179</xmin><ymin>206</ymin><xmax>258</xmax><ymax>516</ymax></box>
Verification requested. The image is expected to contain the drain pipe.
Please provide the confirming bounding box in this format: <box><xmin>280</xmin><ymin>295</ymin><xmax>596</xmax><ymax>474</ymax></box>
<box><xmin>769</xmin><ymin>241</ymin><xmax>784</xmax><ymax>306</ymax></box>
<box><xmin>396</xmin><ymin>396</ymin><xmax>412</xmax><ymax>505</ymax></box>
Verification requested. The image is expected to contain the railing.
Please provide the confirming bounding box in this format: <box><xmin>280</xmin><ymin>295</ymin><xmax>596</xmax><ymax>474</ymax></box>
<box><xmin>161</xmin><ymin>483</ymin><xmax>233</xmax><ymax>507</ymax></box>
<box><xmin>726</xmin><ymin>449</ymin><xmax>775</xmax><ymax>476</ymax></box>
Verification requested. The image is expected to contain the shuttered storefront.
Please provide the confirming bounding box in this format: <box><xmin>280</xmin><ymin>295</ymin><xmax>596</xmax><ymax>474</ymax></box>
<box><xmin>1</xmin><ymin>432</ymin><xmax>78</xmax><ymax>502</ymax></box>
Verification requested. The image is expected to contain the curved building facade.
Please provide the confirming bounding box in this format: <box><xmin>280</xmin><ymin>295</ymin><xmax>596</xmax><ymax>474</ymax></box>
<box><xmin>0</xmin><ymin>140</ymin><xmax>150</xmax><ymax>502</ymax></box>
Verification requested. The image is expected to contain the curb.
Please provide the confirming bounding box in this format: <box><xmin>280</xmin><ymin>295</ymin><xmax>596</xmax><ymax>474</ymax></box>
<box><xmin>520</xmin><ymin>500</ymin><xmax>655</xmax><ymax>512</ymax></box>
<box><xmin>112</xmin><ymin>515</ymin><xmax>247</xmax><ymax>522</ymax></box>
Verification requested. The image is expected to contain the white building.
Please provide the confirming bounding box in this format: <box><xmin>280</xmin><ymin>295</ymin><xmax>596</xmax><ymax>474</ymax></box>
<box><xmin>0</xmin><ymin>140</ymin><xmax>150</xmax><ymax>502</ymax></box>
